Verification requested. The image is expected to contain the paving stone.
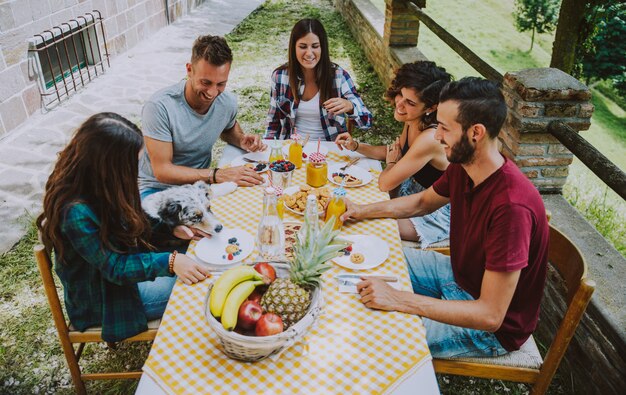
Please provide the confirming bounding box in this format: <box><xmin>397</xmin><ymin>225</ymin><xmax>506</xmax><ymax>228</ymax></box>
<box><xmin>0</xmin><ymin>0</ymin><xmax>264</xmax><ymax>253</ymax></box>
<box><xmin>0</xmin><ymin>95</ymin><xmax>28</xmax><ymax>131</ymax></box>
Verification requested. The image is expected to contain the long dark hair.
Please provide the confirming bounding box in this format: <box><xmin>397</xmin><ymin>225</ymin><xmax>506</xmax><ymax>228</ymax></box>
<box><xmin>37</xmin><ymin>112</ymin><xmax>152</xmax><ymax>261</ymax></box>
<box><xmin>385</xmin><ymin>61</ymin><xmax>452</xmax><ymax>130</ymax></box>
<box><xmin>286</xmin><ymin>18</ymin><xmax>334</xmax><ymax>103</ymax></box>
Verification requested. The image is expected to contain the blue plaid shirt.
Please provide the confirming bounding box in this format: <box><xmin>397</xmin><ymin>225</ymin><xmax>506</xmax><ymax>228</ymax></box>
<box><xmin>55</xmin><ymin>202</ymin><xmax>172</xmax><ymax>342</ymax></box>
<box><xmin>264</xmin><ymin>65</ymin><xmax>372</xmax><ymax>141</ymax></box>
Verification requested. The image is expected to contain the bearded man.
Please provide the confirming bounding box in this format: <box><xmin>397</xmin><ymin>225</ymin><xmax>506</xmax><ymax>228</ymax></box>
<box><xmin>342</xmin><ymin>77</ymin><xmax>549</xmax><ymax>358</ymax></box>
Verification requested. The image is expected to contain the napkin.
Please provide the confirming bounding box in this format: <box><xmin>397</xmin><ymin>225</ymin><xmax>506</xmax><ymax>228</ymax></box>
<box><xmin>210</xmin><ymin>181</ymin><xmax>237</xmax><ymax>197</ymax></box>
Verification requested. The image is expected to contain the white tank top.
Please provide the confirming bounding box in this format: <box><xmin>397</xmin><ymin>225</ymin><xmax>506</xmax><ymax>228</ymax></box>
<box><xmin>295</xmin><ymin>91</ymin><xmax>325</xmax><ymax>139</ymax></box>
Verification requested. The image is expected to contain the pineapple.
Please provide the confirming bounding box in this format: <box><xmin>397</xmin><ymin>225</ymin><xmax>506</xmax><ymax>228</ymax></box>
<box><xmin>261</xmin><ymin>216</ymin><xmax>348</xmax><ymax>328</ymax></box>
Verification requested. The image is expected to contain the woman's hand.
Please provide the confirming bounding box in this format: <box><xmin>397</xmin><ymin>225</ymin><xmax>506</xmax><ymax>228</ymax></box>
<box><xmin>323</xmin><ymin>98</ymin><xmax>354</xmax><ymax>115</ymax></box>
<box><xmin>334</xmin><ymin>132</ymin><xmax>357</xmax><ymax>151</ymax></box>
<box><xmin>172</xmin><ymin>254</ymin><xmax>212</xmax><ymax>285</ymax></box>
<box><xmin>386</xmin><ymin>137</ymin><xmax>402</xmax><ymax>164</ymax></box>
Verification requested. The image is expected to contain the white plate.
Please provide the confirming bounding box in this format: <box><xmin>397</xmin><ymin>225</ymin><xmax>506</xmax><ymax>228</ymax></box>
<box><xmin>327</xmin><ymin>164</ymin><xmax>373</xmax><ymax>187</ymax></box>
<box><xmin>282</xmin><ymin>186</ymin><xmax>327</xmax><ymax>216</ymax></box>
<box><xmin>194</xmin><ymin>228</ymin><xmax>255</xmax><ymax>267</ymax></box>
<box><xmin>332</xmin><ymin>235</ymin><xmax>389</xmax><ymax>270</ymax></box>
<box><xmin>242</xmin><ymin>150</ymin><xmax>270</xmax><ymax>162</ymax></box>
<box><xmin>230</xmin><ymin>154</ymin><xmax>269</xmax><ymax>172</ymax></box>
<box><xmin>282</xmin><ymin>142</ymin><xmax>329</xmax><ymax>159</ymax></box>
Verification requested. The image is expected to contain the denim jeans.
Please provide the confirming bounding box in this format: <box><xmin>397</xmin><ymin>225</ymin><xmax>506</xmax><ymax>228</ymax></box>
<box><xmin>398</xmin><ymin>178</ymin><xmax>450</xmax><ymax>247</ymax></box>
<box><xmin>403</xmin><ymin>248</ymin><xmax>508</xmax><ymax>358</ymax></box>
<box><xmin>140</xmin><ymin>187</ymin><xmax>164</xmax><ymax>200</ymax></box>
<box><xmin>137</xmin><ymin>276</ymin><xmax>177</xmax><ymax>320</ymax></box>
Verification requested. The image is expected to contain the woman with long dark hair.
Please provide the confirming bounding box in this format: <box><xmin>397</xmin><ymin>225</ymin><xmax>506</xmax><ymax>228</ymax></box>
<box><xmin>336</xmin><ymin>61</ymin><xmax>452</xmax><ymax>246</ymax></box>
<box><xmin>37</xmin><ymin>112</ymin><xmax>210</xmax><ymax>341</ymax></box>
<box><xmin>264</xmin><ymin>18</ymin><xmax>372</xmax><ymax>141</ymax></box>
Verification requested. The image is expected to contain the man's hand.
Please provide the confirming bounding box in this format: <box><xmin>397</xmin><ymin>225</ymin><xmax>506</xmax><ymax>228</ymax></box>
<box><xmin>334</xmin><ymin>132</ymin><xmax>357</xmax><ymax>151</ymax></box>
<box><xmin>357</xmin><ymin>278</ymin><xmax>404</xmax><ymax>312</ymax></box>
<box><xmin>173</xmin><ymin>225</ymin><xmax>212</xmax><ymax>241</ymax></box>
<box><xmin>217</xmin><ymin>165</ymin><xmax>264</xmax><ymax>187</ymax></box>
<box><xmin>340</xmin><ymin>198</ymin><xmax>363</xmax><ymax>222</ymax></box>
<box><xmin>172</xmin><ymin>254</ymin><xmax>212</xmax><ymax>285</ymax></box>
<box><xmin>323</xmin><ymin>98</ymin><xmax>354</xmax><ymax>116</ymax></box>
<box><xmin>240</xmin><ymin>134</ymin><xmax>267</xmax><ymax>152</ymax></box>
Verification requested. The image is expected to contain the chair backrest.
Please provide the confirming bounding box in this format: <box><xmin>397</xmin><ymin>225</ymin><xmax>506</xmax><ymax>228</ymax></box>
<box><xmin>34</xmin><ymin>244</ymin><xmax>71</xmax><ymax>334</ymax></box>
<box><xmin>532</xmin><ymin>225</ymin><xmax>596</xmax><ymax>394</ymax></box>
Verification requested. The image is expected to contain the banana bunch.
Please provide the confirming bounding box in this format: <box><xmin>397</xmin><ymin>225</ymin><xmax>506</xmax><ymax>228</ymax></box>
<box><xmin>209</xmin><ymin>265</ymin><xmax>266</xmax><ymax>330</ymax></box>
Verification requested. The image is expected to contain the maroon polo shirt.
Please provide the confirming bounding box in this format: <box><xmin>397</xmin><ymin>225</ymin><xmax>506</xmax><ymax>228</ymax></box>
<box><xmin>433</xmin><ymin>157</ymin><xmax>549</xmax><ymax>351</ymax></box>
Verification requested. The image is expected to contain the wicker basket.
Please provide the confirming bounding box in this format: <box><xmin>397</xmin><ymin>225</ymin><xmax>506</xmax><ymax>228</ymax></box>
<box><xmin>203</xmin><ymin>263</ymin><xmax>323</xmax><ymax>362</ymax></box>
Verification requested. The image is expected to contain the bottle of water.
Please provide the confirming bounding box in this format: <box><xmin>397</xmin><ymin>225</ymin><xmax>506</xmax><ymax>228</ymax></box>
<box><xmin>257</xmin><ymin>187</ymin><xmax>285</xmax><ymax>260</ymax></box>
<box><xmin>299</xmin><ymin>194</ymin><xmax>320</xmax><ymax>242</ymax></box>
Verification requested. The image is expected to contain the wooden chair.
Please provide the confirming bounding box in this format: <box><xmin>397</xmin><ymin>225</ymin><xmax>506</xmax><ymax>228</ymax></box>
<box><xmin>34</xmin><ymin>244</ymin><xmax>160</xmax><ymax>395</ymax></box>
<box><xmin>432</xmin><ymin>224</ymin><xmax>596</xmax><ymax>395</ymax></box>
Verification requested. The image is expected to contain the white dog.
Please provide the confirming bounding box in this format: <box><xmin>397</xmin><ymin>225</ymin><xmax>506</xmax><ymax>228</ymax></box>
<box><xmin>142</xmin><ymin>181</ymin><xmax>236</xmax><ymax>236</ymax></box>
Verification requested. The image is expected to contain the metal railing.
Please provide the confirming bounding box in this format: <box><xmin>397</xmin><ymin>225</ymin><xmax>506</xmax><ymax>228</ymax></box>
<box><xmin>28</xmin><ymin>10</ymin><xmax>110</xmax><ymax>108</ymax></box>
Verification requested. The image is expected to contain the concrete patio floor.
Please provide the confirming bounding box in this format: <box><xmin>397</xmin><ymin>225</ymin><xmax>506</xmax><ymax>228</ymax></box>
<box><xmin>0</xmin><ymin>0</ymin><xmax>264</xmax><ymax>253</ymax></box>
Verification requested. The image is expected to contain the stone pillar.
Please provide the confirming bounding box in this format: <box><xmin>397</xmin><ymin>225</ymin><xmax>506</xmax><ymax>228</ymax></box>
<box><xmin>383</xmin><ymin>0</ymin><xmax>423</xmax><ymax>47</ymax></box>
<box><xmin>501</xmin><ymin>68</ymin><xmax>594</xmax><ymax>193</ymax></box>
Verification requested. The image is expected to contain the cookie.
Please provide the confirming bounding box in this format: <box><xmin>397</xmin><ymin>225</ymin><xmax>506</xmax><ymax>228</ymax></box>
<box><xmin>350</xmin><ymin>252</ymin><xmax>365</xmax><ymax>264</ymax></box>
<box><xmin>225</xmin><ymin>244</ymin><xmax>239</xmax><ymax>254</ymax></box>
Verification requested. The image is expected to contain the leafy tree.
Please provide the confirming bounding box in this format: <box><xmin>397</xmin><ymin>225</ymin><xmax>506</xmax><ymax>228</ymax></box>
<box><xmin>514</xmin><ymin>0</ymin><xmax>560</xmax><ymax>51</ymax></box>
<box><xmin>580</xmin><ymin>2</ymin><xmax>626</xmax><ymax>95</ymax></box>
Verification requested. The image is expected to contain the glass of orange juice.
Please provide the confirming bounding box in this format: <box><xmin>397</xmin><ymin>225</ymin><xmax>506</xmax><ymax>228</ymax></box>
<box><xmin>269</xmin><ymin>139</ymin><xmax>284</xmax><ymax>163</ymax></box>
<box><xmin>289</xmin><ymin>135</ymin><xmax>303</xmax><ymax>169</ymax></box>
<box><xmin>325</xmin><ymin>187</ymin><xmax>347</xmax><ymax>230</ymax></box>
<box><xmin>306</xmin><ymin>152</ymin><xmax>327</xmax><ymax>187</ymax></box>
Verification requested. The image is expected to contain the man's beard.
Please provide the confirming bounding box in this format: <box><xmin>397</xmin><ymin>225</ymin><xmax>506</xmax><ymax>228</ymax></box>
<box><xmin>447</xmin><ymin>132</ymin><xmax>476</xmax><ymax>164</ymax></box>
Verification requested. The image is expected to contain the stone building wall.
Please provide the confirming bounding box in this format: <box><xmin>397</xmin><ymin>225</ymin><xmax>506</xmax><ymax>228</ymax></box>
<box><xmin>0</xmin><ymin>0</ymin><xmax>206</xmax><ymax>138</ymax></box>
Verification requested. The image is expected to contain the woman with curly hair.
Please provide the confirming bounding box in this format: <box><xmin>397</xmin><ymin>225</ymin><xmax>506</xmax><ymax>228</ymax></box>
<box><xmin>335</xmin><ymin>61</ymin><xmax>452</xmax><ymax>246</ymax></box>
<box><xmin>37</xmin><ymin>112</ymin><xmax>210</xmax><ymax>341</ymax></box>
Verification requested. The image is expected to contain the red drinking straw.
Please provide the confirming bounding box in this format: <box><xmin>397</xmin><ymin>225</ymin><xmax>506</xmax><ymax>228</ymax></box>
<box><xmin>317</xmin><ymin>137</ymin><xmax>321</xmax><ymax>154</ymax></box>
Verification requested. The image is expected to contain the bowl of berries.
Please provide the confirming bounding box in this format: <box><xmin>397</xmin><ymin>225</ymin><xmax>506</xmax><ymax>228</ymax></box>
<box><xmin>269</xmin><ymin>160</ymin><xmax>296</xmax><ymax>190</ymax></box>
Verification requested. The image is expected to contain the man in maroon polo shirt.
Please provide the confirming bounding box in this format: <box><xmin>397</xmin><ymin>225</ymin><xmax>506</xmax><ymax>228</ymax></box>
<box><xmin>342</xmin><ymin>77</ymin><xmax>549</xmax><ymax>358</ymax></box>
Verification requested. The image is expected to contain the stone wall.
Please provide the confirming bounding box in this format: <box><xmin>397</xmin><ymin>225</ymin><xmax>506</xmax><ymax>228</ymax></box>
<box><xmin>0</xmin><ymin>0</ymin><xmax>206</xmax><ymax>138</ymax></box>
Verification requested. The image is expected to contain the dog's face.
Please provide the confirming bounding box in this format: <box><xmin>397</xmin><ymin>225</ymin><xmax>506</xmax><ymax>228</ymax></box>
<box><xmin>154</xmin><ymin>181</ymin><xmax>223</xmax><ymax>235</ymax></box>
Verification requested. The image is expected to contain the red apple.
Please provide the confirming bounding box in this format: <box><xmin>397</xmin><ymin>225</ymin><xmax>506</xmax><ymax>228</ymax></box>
<box><xmin>254</xmin><ymin>262</ymin><xmax>277</xmax><ymax>282</ymax></box>
<box><xmin>248</xmin><ymin>288</ymin><xmax>264</xmax><ymax>304</ymax></box>
<box><xmin>255</xmin><ymin>313</ymin><xmax>284</xmax><ymax>336</ymax></box>
<box><xmin>237</xmin><ymin>300</ymin><xmax>263</xmax><ymax>330</ymax></box>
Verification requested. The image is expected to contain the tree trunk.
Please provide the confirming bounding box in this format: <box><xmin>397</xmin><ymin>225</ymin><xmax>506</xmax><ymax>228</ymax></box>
<box><xmin>530</xmin><ymin>27</ymin><xmax>535</xmax><ymax>51</ymax></box>
<box><xmin>550</xmin><ymin>0</ymin><xmax>591</xmax><ymax>74</ymax></box>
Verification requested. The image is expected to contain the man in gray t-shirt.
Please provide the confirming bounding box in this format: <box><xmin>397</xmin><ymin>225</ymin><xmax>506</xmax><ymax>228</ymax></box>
<box><xmin>139</xmin><ymin>35</ymin><xmax>265</xmax><ymax>197</ymax></box>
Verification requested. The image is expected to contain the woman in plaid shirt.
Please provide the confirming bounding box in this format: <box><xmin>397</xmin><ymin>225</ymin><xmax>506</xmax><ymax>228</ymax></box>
<box><xmin>37</xmin><ymin>113</ymin><xmax>211</xmax><ymax>342</ymax></box>
<box><xmin>264</xmin><ymin>18</ymin><xmax>372</xmax><ymax>141</ymax></box>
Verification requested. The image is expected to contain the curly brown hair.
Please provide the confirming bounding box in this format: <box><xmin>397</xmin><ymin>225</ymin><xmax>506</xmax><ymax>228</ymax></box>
<box><xmin>36</xmin><ymin>112</ymin><xmax>152</xmax><ymax>261</ymax></box>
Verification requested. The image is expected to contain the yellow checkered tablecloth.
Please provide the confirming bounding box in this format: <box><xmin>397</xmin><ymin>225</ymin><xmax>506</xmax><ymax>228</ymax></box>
<box><xmin>143</xmin><ymin>156</ymin><xmax>432</xmax><ymax>394</ymax></box>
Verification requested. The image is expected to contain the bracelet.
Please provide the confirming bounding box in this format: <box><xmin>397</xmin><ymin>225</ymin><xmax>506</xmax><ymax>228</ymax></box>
<box><xmin>350</xmin><ymin>140</ymin><xmax>360</xmax><ymax>152</ymax></box>
<box><xmin>208</xmin><ymin>168</ymin><xmax>215</xmax><ymax>184</ymax></box>
<box><xmin>387</xmin><ymin>161</ymin><xmax>397</xmax><ymax>165</ymax></box>
<box><xmin>168</xmin><ymin>250</ymin><xmax>178</xmax><ymax>274</ymax></box>
<box><xmin>213</xmin><ymin>168</ymin><xmax>220</xmax><ymax>184</ymax></box>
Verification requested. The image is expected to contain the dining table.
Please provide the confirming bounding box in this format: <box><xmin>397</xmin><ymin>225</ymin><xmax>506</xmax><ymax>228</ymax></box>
<box><xmin>136</xmin><ymin>141</ymin><xmax>440</xmax><ymax>395</ymax></box>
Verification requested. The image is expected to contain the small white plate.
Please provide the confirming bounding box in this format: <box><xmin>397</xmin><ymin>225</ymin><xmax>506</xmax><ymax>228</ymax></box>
<box><xmin>194</xmin><ymin>228</ymin><xmax>255</xmax><ymax>267</ymax></box>
<box><xmin>327</xmin><ymin>164</ymin><xmax>373</xmax><ymax>187</ymax></box>
<box><xmin>332</xmin><ymin>235</ymin><xmax>389</xmax><ymax>270</ymax></box>
<box><xmin>282</xmin><ymin>142</ymin><xmax>329</xmax><ymax>159</ymax></box>
<box><xmin>242</xmin><ymin>150</ymin><xmax>270</xmax><ymax>163</ymax></box>
<box><xmin>230</xmin><ymin>154</ymin><xmax>269</xmax><ymax>173</ymax></box>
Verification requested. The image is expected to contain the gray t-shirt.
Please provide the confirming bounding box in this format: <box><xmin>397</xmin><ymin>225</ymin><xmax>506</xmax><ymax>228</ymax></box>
<box><xmin>138</xmin><ymin>80</ymin><xmax>237</xmax><ymax>192</ymax></box>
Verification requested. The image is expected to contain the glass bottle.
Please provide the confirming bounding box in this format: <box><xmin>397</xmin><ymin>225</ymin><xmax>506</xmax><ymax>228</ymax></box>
<box><xmin>299</xmin><ymin>194</ymin><xmax>320</xmax><ymax>242</ymax></box>
<box><xmin>269</xmin><ymin>139</ymin><xmax>284</xmax><ymax>163</ymax></box>
<box><xmin>257</xmin><ymin>187</ymin><xmax>285</xmax><ymax>260</ymax></box>
<box><xmin>325</xmin><ymin>187</ymin><xmax>347</xmax><ymax>231</ymax></box>
<box><xmin>289</xmin><ymin>133</ymin><xmax>303</xmax><ymax>169</ymax></box>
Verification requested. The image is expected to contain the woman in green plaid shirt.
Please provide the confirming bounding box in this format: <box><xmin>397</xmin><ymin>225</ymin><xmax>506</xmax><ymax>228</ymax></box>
<box><xmin>36</xmin><ymin>113</ymin><xmax>211</xmax><ymax>342</ymax></box>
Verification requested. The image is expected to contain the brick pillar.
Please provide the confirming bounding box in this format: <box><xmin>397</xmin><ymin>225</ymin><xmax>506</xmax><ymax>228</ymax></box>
<box><xmin>501</xmin><ymin>68</ymin><xmax>594</xmax><ymax>193</ymax></box>
<box><xmin>383</xmin><ymin>0</ymin><xmax>422</xmax><ymax>47</ymax></box>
